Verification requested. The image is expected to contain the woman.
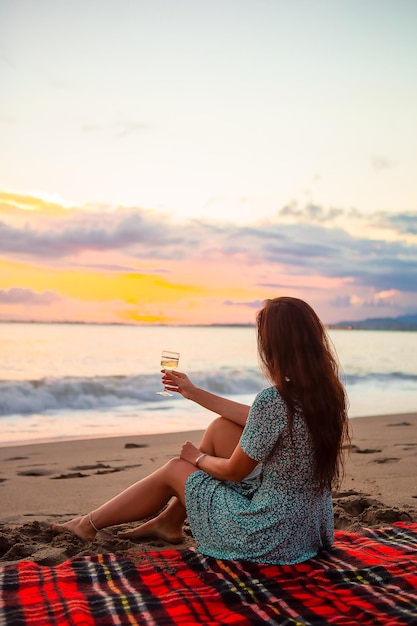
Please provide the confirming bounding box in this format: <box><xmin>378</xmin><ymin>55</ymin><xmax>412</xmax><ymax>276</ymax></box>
<box><xmin>53</xmin><ymin>297</ymin><xmax>349</xmax><ymax>564</ymax></box>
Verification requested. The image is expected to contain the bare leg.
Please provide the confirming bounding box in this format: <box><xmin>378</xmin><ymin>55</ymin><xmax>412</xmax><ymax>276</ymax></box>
<box><xmin>118</xmin><ymin>496</ymin><xmax>187</xmax><ymax>543</ymax></box>
<box><xmin>198</xmin><ymin>415</ymin><xmax>244</xmax><ymax>458</ymax></box>
<box><xmin>51</xmin><ymin>457</ymin><xmax>195</xmax><ymax>541</ymax></box>
<box><xmin>119</xmin><ymin>416</ymin><xmax>244</xmax><ymax>543</ymax></box>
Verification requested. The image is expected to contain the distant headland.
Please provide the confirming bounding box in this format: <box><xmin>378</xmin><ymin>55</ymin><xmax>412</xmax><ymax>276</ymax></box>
<box><xmin>328</xmin><ymin>313</ymin><xmax>417</xmax><ymax>331</ymax></box>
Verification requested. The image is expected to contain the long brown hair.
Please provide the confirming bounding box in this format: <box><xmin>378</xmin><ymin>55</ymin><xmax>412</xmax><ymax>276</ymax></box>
<box><xmin>256</xmin><ymin>297</ymin><xmax>349</xmax><ymax>492</ymax></box>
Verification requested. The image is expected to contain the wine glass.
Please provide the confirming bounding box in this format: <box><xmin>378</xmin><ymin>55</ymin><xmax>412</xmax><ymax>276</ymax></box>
<box><xmin>157</xmin><ymin>350</ymin><xmax>180</xmax><ymax>396</ymax></box>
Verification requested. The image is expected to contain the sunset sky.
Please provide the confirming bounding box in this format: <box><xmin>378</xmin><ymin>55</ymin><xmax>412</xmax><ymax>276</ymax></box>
<box><xmin>1</xmin><ymin>0</ymin><xmax>416</xmax><ymax>325</ymax></box>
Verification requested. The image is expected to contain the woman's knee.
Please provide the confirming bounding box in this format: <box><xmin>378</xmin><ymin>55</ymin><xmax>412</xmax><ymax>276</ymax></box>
<box><xmin>202</xmin><ymin>416</ymin><xmax>243</xmax><ymax>457</ymax></box>
<box><xmin>164</xmin><ymin>457</ymin><xmax>196</xmax><ymax>482</ymax></box>
<box><xmin>163</xmin><ymin>457</ymin><xmax>194</xmax><ymax>504</ymax></box>
<box><xmin>207</xmin><ymin>415</ymin><xmax>228</xmax><ymax>434</ymax></box>
<box><xmin>164</xmin><ymin>457</ymin><xmax>186</xmax><ymax>474</ymax></box>
<box><xmin>202</xmin><ymin>416</ymin><xmax>228</xmax><ymax>447</ymax></box>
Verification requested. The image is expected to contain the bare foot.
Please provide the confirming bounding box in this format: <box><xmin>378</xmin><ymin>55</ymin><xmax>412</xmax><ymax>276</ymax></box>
<box><xmin>51</xmin><ymin>515</ymin><xmax>96</xmax><ymax>542</ymax></box>
<box><xmin>119</xmin><ymin>517</ymin><xmax>183</xmax><ymax>544</ymax></box>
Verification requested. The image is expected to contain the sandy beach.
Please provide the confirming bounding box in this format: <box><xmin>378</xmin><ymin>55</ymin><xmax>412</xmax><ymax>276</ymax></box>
<box><xmin>0</xmin><ymin>412</ymin><xmax>416</xmax><ymax>566</ymax></box>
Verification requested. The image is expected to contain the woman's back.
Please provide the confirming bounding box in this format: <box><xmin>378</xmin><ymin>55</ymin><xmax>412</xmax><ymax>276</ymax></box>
<box><xmin>241</xmin><ymin>387</ymin><xmax>334</xmax><ymax>563</ymax></box>
<box><xmin>185</xmin><ymin>387</ymin><xmax>334</xmax><ymax>564</ymax></box>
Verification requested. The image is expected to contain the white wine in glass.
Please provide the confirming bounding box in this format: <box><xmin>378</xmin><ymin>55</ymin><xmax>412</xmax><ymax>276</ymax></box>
<box><xmin>157</xmin><ymin>350</ymin><xmax>180</xmax><ymax>396</ymax></box>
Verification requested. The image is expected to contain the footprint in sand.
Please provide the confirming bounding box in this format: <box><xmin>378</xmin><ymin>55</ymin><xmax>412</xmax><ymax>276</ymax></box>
<box><xmin>70</xmin><ymin>463</ymin><xmax>112</xmax><ymax>471</ymax></box>
<box><xmin>373</xmin><ymin>457</ymin><xmax>400</xmax><ymax>464</ymax></box>
<box><xmin>333</xmin><ymin>495</ymin><xmax>413</xmax><ymax>530</ymax></box>
<box><xmin>393</xmin><ymin>443</ymin><xmax>417</xmax><ymax>451</ymax></box>
<box><xmin>17</xmin><ymin>469</ymin><xmax>54</xmax><ymax>476</ymax></box>
<box><xmin>51</xmin><ymin>472</ymin><xmax>89</xmax><ymax>479</ymax></box>
<box><xmin>352</xmin><ymin>448</ymin><xmax>382</xmax><ymax>454</ymax></box>
<box><xmin>51</xmin><ymin>463</ymin><xmax>143</xmax><ymax>479</ymax></box>
<box><xmin>332</xmin><ymin>489</ymin><xmax>365</xmax><ymax>498</ymax></box>
<box><xmin>387</xmin><ymin>421</ymin><xmax>412</xmax><ymax>427</ymax></box>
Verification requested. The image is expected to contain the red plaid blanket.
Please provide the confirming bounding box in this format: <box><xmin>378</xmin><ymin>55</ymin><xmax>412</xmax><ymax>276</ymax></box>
<box><xmin>0</xmin><ymin>522</ymin><xmax>416</xmax><ymax>625</ymax></box>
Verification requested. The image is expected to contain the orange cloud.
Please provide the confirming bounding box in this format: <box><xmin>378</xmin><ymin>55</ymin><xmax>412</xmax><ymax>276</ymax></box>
<box><xmin>0</xmin><ymin>191</ymin><xmax>70</xmax><ymax>216</ymax></box>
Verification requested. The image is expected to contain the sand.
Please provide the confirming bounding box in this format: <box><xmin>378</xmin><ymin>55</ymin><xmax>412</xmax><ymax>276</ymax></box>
<box><xmin>0</xmin><ymin>413</ymin><xmax>416</xmax><ymax>566</ymax></box>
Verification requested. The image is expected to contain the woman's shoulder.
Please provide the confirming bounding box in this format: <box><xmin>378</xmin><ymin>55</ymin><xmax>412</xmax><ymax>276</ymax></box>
<box><xmin>255</xmin><ymin>386</ymin><xmax>283</xmax><ymax>404</ymax></box>
<box><xmin>257</xmin><ymin>386</ymin><xmax>276</xmax><ymax>398</ymax></box>
<box><xmin>252</xmin><ymin>387</ymin><xmax>290</xmax><ymax>419</ymax></box>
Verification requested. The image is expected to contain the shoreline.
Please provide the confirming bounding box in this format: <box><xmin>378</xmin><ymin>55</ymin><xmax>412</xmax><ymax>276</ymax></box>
<box><xmin>0</xmin><ymin>412</ymin><xmax>416</xmax><ymax>565</ymax></box>
<box><xmin>1</xmin><ymin>410</ymin><xmax>416</xmax><ymax>450</ymax></box>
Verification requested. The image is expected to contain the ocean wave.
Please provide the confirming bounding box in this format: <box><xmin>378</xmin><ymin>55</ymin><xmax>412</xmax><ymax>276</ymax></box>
<box><xmin>342</xmin><ymin>372</ymin><xmax>417</xmax><ymax>386</ymax></box>
<box><xmin>0</xmin><ymin>369</ymin><xmax>266</xmax><ymax>417</ymax></box>
<box><xmin>0</xmin><ymin>370</ymin><xmax>416</xmax><ymax>418</ymax></box>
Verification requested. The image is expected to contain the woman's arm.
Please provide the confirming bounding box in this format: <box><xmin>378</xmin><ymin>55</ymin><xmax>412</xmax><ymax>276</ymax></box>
<box><xmin>180</xmin><ymin>440</ymin><xmax>258</xmax><ymax>482</ymax></box>
<box><xmin>162</xmin><ymin>370</ymin><xmax>250</xmax><ymax>427</ymax></box>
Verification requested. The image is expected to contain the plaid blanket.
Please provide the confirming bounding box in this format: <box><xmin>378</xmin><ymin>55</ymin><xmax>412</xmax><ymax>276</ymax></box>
<box><xmin>0</xmin><ymin>522</ymin><xmax>416</xmax><ymax>625</ymax></box>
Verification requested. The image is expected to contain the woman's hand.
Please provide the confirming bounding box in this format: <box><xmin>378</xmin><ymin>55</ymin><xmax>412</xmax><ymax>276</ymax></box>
<box><xmin>161</xmin><ymin>370</ymin><xmax>250</xmax><ymax>427</ymax></box>
<box><xmin>180</xmin><ymin>440</ymin><xmax>201</xmax><ymax>466</ymax></box>
<box><xmin>161</xmin><ymin>370</ymin><xmax>196</xmax><ymax>400</ymax></box>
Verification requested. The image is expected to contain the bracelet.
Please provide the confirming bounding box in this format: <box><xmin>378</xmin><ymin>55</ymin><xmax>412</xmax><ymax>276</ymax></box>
<box><xmin>195</xmin><ymin>453</ymin><xmax>207</xmax><ymax>468</ymax></box>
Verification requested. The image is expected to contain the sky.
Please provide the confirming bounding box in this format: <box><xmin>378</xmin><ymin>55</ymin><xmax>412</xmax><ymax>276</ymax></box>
<box><xmin>0</xmin><ymin>0</ymin><xmax>416</xmax><ymax>325</ymax></box>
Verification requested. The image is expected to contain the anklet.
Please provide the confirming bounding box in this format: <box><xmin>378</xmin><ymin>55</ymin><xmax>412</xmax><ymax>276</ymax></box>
<box><xmin>88</xmin><ymin>512</ymin><xmax>100</xmax><ymax>533</ymax></box>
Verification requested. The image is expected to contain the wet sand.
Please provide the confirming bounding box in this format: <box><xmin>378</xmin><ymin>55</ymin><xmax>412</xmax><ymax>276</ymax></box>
<box><xmin>0</xmin><ymin>413</ymin><xmax>416</xmax><ymax>566</ymax></box>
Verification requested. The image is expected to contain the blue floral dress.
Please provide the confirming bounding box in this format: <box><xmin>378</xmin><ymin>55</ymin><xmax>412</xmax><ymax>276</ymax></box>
<box><xmin>184</xmin><ymin>386</ymin><xmax>334</xmax><ymax>564</ymax></box>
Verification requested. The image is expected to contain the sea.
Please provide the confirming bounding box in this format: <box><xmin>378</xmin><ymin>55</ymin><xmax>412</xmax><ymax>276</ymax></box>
<box><xmin>0</xmin><ymin>323</ymin><xmax>416</xmax><ymax>447</ymax></box>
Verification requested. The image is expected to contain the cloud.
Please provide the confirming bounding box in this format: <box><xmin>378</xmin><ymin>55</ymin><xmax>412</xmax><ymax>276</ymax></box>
<box><xmin>0</xmin><ymin>288</ymin><xmax>61</xmax><ymax>305</ymax></box>
<box><xmin>81</xmin><ymin>120</ymin><xmax>150</xmax><ymax>138</ymax></box>
<box><xmin>331</xmin><ymin>290</ymin><xmax>400</xmax><ymax>309</ymax></box>
<box><xmin>0</xmin><ymin>211</ymin><xmax>191</xmax><ymax>259</ymax></box>
<box><xmin>371</xmin><ymin>155</ymin><xmax>396</xmax><ymax>172</ymax></box>
<box><xmin>224</xmin><ymin>299</ymin><xmax>264</xmax><ymax>309</ymax></box>
<box><xmin>279</xmin><ymin>203</ymin><xmax>346</xmax><ymax>223</ymax></box>
<box><xmin>1</xmin><ymin>194</ymin><xmax>416</xmax><ymax>302</ymax></box>
<box><xmin>354</xmin><ymin>265</ymin><xmax>417</xmax><ymax>293</ymax></box>
<box><xmin>0</xmin><ymin>191</ymin><xmax>70</xmax><ymax>215</ymax></box>
<box><xmin>277</xmin><ymin>202</ymin><xmax>417</xmax><ymax>241</ymax></box>
<box><xmin>374</xmin><ymin>211</ymin><xmax>417</xmax><ymax>236</ymax></box>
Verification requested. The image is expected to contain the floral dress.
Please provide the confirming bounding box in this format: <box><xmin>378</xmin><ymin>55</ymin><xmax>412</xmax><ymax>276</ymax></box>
<box><xmin>184</xmin><ymin>386</ymin><xmax>334</xmax><ymax>564</ymax></box>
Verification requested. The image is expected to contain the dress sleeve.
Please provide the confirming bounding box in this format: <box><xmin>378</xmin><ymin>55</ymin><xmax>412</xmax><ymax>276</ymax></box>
<box><xmin>240</xmin><ymin>387</ymin><xmax>288</xmax><ymax>462</ymax></box>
